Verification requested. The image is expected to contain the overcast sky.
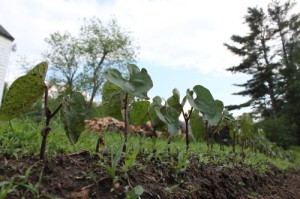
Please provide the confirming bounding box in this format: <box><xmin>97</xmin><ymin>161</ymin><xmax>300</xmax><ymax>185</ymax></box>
<box><xmin>1</xmin><ymin>0</ymin><xmax>292</xmax><ymax>116</ymax></box>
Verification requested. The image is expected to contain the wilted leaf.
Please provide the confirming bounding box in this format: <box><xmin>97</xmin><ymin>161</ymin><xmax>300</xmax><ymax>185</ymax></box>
<box><xmin>0</xmin><ymin>62</ymin><xmax>48</xmax><ymax>121</ymax></box>
<box><xmin>61</xmin><ymin>92</ymin><xmax>86</xmax><ymax>144</ymax></box>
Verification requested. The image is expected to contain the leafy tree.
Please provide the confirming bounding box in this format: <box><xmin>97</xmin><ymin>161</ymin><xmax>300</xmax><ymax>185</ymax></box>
<box><xmin>224</xmin><ymin>6</ymin><xmax>281</xmax><ymax>117</ymax></box>
<box><xmin>77</xmin><ymin>17</ymin><xmax>138</xmax><ymax>113</ymax></box>
<box><xmin>43</xmin><ymin>17</ymin><xmax>138</xmax><ymax>115</ymax></box>
<box><xmin>43</xmin><ymin>32</ymin><xmax>80</xmax><ymax>89</ymax></box>
<box><xmin>269</xmin><ymin>1</ymin><xmax>300</xmax><ymax>144</ymax></box>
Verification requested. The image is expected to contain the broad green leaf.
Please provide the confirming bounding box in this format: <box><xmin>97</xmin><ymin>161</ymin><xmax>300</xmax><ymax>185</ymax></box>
<box><xmin>61</xmin><ymin>92</ymin><xmax>86</xmax><ymax>144</ymax></box>
<box><xmin>206</xmin><ymin>100</ymin><xmax>224</xmax><ymax>126</ymax></box>
<box><xmin>148</xmin><ymin>96</ymin><xmax>166</xmax><ymax>131</ymax></box>
<box><xmin>186</xmin><ymin>85</ymin><xmax>216</xmax><ymax>119</ymax></box>
<box><xmin>0</xmin><ymin>62</ymin><xmax>48</xmax><ymax>121</ymax></box>
<box><xmin>154</xmin><ymin>100</ymin><xmax>180</xmax><ymax>136</ymax></box>
<box><xmin>104</xmin><ymin>64</ymin><xmax>153</xmax><ymax>99</ymax></box>
<box><xmin>186</xmin><ymin>85</ymin><xmax>224</xmax><ymax>126</ymax></box>
<box><xmin>126</xmin><ymin>185</ymin><xmax>144</xmax><ymax>199</ymax></box>
<box><xmin>130</xmin><ymin>100</ymin><xmax>150</xmax><ymax>125</ymax></box>
<box><xmin>27</xmin><ymin>61</ymin><xmax>48</xmax><ymax>79</ymax></box>
<box><xmin>215</xmin><ymin>100</ymin><xmax>224</xmax><ymax>113</ymax></box>
<box><xmin>167</xmin><ymin>88</ymin><xmax>181</xmax><ymax>116</ymax></box>
<box><xmin>190</xmin><ymin>110</ymin><xmax>206</xmax><ymax>141</ymax></box>
<box><xmin>102</xmin><ymin>81</ymin><xmax>123</xmax><ymax>120</ymax></box>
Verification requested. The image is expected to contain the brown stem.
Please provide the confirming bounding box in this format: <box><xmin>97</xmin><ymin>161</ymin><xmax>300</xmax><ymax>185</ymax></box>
<box><xmin>232</xmin><ymin>130</ymin><xmax>236</xmax><ymax>153</ymax></box>
<box><xmin>183</xmin><ymin>107</ymin><xmax>193</xmax><ymax>152</ymax></box>
<box><xmin>39</xmin><ymin>85</ymin><xmax>62</xmax><ymax>160</ymax></box>
<box><xmin>122</xmin><ymin>93</ymin><xmax>129</xmax><ymax>152</ymax></box>
<box><xmin>40</xmin><ymin>126</ymin><xmax>51</xmax><ymax>160</ymax></box>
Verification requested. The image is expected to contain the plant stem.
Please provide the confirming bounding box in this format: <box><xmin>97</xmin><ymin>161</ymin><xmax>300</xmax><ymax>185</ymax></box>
<box><xmin>232</xmin><ymin>130</ymin><xmax>236</xmax><ymax>153</ymax></box>
<box><xmin>8</xmin><ymin>120</ymin><xmax>14</xmax><ymax>133</ymax></box>
<box><xmin>40</xmin><ymin>85</ymin><xmax>62</xmax><ymax>160</ymax></box>
<box><xmin>182</xmin><ymin>107</ymin><xmax>193</xmax><ymax>152</ymax></box>
<box><xmin>122</xmin><ymin>93</ymin><xmax>129</xmax><ymax>152</ymax></box>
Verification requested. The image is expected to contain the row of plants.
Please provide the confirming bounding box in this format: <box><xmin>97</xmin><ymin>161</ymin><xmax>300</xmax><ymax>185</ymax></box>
<box><xmin>0</xmin><ymin>62</ymin><xmax>290</xmax><ymax>161</ymax></box>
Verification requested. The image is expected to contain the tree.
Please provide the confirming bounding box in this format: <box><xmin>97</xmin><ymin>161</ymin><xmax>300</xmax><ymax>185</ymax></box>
<box><xmin>77</xmin><ymin>17</ymin><xmax>138</xmax><ymax>113</ymax></box>
<box><xmin>43</xmin><ymin>17</ymin><xmax>138</xmax><ymax>115</ymax></box>
<box><xmin>225</xmin><ymin>1</ymin><xmax>299</xmax><ymax>117</ymax></box>
<box><xmin>43</xmin><ymin>32</ymin><xmax>80</xmax><ymax>89</ymax></box>
<box><xmin>268</xmin><ymin>1</ymin><xmax>300</xmax><ymax>144</ymax></box>
<box><xmin>225</xmin><ymin>0</ymin><xmax>300</xmax><ymax>145</ymax></box>
<box><xmin>224</xmin><ymin>6</ymin><xmax>281</xmax><ymax>117</ymax></box>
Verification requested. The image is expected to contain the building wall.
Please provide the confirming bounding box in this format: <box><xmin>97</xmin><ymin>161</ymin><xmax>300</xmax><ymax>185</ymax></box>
<box><xmin>0</xmin><ymin>36</ymin><xmax>13</xmax><ymax>106</ymax></box>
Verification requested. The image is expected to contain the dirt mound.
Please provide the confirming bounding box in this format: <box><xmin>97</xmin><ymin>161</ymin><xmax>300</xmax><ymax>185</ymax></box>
<box><xmin>0</xmin><ymin>151</ymin><xmax>299</xmax><ymax>199</ymax></box>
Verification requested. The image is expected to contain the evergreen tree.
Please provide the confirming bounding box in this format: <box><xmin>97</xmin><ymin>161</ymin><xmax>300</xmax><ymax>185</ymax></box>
<box><xmin>225</xmin><ymin>0</ymin><xmax>300</xmax><ymax>145</ymax></box>
<box><xmin>268</xmin><ymin>0</ymin><xmax>300</xmax><ymax>144</ymax></box>
<box><xmin>224</xmin><ymin>6</ymin><xmax>281</xmax><ymax>117</ymax></box>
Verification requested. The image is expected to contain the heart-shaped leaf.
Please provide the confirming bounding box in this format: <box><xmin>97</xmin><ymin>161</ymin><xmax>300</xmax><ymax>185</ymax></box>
<box><xmin>61</xmin><ymin>91</ymin><xmax>86</xmax><ymax>144</ymax></box>
<box><xmin>186</xmin><ymin>85</ymin><xmax>216</xmax><ymax>118</ymax></box>
<box><xmin>190</xmin><ymin>110</ymin><xmax>206</xmax><ymax>141</ymax></box>
<box><xmin>186</xmin><ymin>85</ymin><xmax>224</xmax><ymax>126</ymax></box>
<box><xmin>102</xmin><ymin>81</ymin><xmax>123</xmax><ymax>121</ymax></box>
<box><xmin>167</xmin><ymin>88</ymin><xmax>181</xmax><ymax>116</ymax></box>
<box><xmin>0</xmin><ymin>62</ymin><xmax>48</xmax><ymax>121</ymax></box>
<box><xmin>104</xmin><ymin>64</ymin><xmax>153</xmax><ymax>99</ymax></box>
<box><xmin>153</xmin><ymin>96</ymin><xmax>180</xmax><ymax>136</ymax></box>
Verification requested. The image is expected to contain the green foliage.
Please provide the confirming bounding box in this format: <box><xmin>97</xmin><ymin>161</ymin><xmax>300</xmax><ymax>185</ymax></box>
<box><xmin>152</xmin><ymin>96</ymin><xmax>180</xmax><ymax>136</ymax></box>
<box><xmin>126</xmin><ymin>185</ymin><xmax>144</xmax><ymax>199</ymax></box>
<box><xmin>43</xmin><ymin>32</ymin><xmax>79</xmax><ymax>89</ymax></box>
<box><xmin>187</xmin><ymin>85</ymin><xmax>223</xmax><ymax>126</ymax></box>
<box><xmin>102</xmin><ymin>81</ymin><xmax>123</xmax><ymax>120</ymax></box>
<box><xmin>130</xmin><ymin>101</ymin><xmax>150</xmax><ymax>125</ymax></box>
<box><xmin>104</xmin><ymin>64</ymin><xmax>153</xmax><ymax>99</ymax></box>
<box><xmin>225</xmin><ymin>1</ymin><xmax>300</xmax><ymax>146</ymax></box>
<box><xmin>0</xmin><ymin>62</ymin><xmax>48</xmax><ymax>121</ymax></box>
<box><xmin>167</xmin><ymin>88</ymin><xmax>181</xmax><ymax>114</ymax></box>
<box><xmin>256</xmin><ymin>116</ymin><xmax>297</xmax><ymax>149</ymax></box>
<box><xmin>148</xmin><ymin>97</ymin><xmax>166</xmax><ymax>131</ymax></box>
<box><xmin>99</xmin><ymin>150</ymin><xmax>122</xmax><ymax>181</ymax></box>
<box><xmin>190</xmin><ymin>110</ymin><xmax>205</xmax><ymax>141</ymax></box>
<box><xmin>60</xmin><ymin>91</ymin><xmax>87</xmax><ymax>144</ymax></box>
<box><xmin>88</xmin><ymin>103</ymin><xmax>105</xmax><ymax>119</ymax></box>
<box><xmin>238</xmin><ymin>113</ymin><xmax>255</xmax><ymax>138</ymax></box>
<box><xmin>104</xmin><ymin>64</ymin><xmax>153</xmax><ymax>152</ymax></box>
<box><xmin>44</xmin><ymin>17</ymin><xmax>138</xmax><ymax>113</ymax></box>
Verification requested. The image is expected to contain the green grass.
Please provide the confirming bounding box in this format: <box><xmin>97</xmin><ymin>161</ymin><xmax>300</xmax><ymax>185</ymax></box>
<box><xmin>0</xmin><ymin>117</ymin><xmax>299</xmax><ymax>171</ymax></box>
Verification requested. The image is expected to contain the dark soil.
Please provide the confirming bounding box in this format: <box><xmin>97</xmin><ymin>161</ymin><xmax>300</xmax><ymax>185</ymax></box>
<box><xmin>0</xmin><ymin>151</ymin><xmax>299</xmax><ymax>199</ymax></box>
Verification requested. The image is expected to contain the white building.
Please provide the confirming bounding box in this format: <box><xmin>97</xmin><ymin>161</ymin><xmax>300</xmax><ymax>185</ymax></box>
<box><xmin>0</xmin><ymin>25</ymin><xmax>14</xmax><ymax>106</ymax></box>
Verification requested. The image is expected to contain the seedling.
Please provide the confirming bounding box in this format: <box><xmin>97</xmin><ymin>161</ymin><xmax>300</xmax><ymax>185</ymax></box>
<box><xmin>104</xmin><ymin>64</ymin><xmax>153</xmax><ymax>152</ymax></box>
<box><xmin>186</xmin><ymin>85</ymin><xmax>224</xmax><ymax>150</ymax></box>
<box><xmin>0</xmin><ymin>62</ymin><xmax>86</xmax><ymax>160</ymax></box>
